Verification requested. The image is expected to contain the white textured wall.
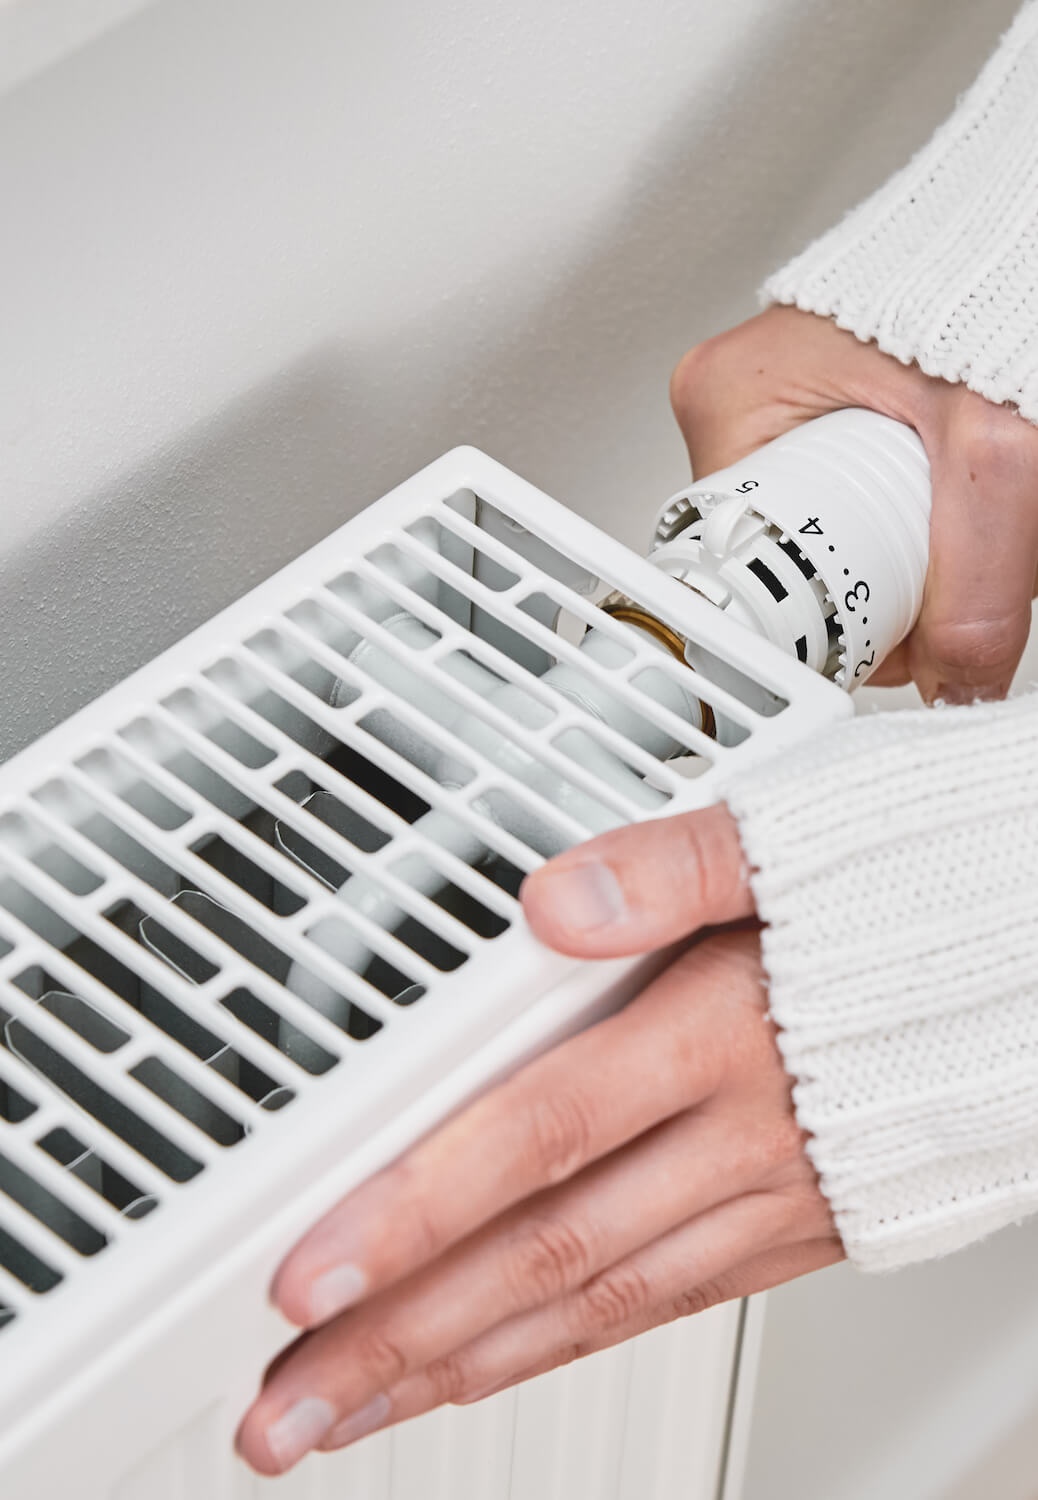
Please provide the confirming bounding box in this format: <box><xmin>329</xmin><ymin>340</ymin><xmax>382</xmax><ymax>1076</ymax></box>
<box><xmin>0</xmin><ymin>0</ymin><xmax>157</xmax><ymax>95</ymax></box>
<box><xmin>0</xmin><ymin>2</ymin><xmax>1032</xmax><ymax>1496</ymax></box>
<box><xmin>0</xmin><ymin>0</ymin><xmax>1019</xmax><ymax>762</ymax></box>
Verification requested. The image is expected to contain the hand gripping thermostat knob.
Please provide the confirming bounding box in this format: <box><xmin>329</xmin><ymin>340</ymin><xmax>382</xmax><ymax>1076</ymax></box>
<box><xmin>647</xmin><ymin>408</ymin><xmax>932</xmax><ymax>689</ymax></box>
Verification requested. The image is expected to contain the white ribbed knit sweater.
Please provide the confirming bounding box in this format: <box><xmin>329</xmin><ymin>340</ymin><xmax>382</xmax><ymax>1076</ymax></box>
<box><xmin>763</xmin><ymin>1</ymin><xmax>1038</xmax><ymax>423</ymax></box>
<box><xmin>720</xmin><ymin>3</ymin><xmax>1038</xmax><ymax>1273</ymax></box>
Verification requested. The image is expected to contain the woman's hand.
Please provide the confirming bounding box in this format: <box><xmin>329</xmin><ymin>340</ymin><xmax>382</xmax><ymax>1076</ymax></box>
<box><xmin>670</xmin><ymin>305</ymin><xmax>1038</xmax><ymax>703</ymax></box>
<box><xmin>236</xmin><ymin>807</ymin><xmax>840</xmax><ymax>1475</ymax></box>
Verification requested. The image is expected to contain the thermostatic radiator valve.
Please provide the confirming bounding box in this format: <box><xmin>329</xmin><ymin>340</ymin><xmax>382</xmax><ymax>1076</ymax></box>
<box><xmin>292</xmin><ymin>408</ymin><xmax>932</xmax><ymax>1010</ymax></box>
<box><xmin>0</xmin><ymin>411</ymin><xmax>935</xmax><ymax>1500</ymax></box>
<box><xmin>626</xmin><ymin>406</ymin><xmax>931</xmax><ymax>741</ymax></box>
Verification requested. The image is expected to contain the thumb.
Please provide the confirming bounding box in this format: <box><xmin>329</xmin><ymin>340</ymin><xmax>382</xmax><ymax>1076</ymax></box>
<box><xmin>908</xmin><ymin>397</ymin><xmax>1038</xmax><ymax>703</ymax></box>
<box><xmin>520</xmin><ymin>804</ymin><xmax>753</xmax><ymax>958</ymax></box>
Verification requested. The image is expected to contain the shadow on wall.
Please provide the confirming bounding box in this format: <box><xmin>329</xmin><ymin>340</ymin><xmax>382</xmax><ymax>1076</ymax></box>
<box><xmin>0</xmin><ymin>0</ymin><xmax>1017</xmax><ymax>763</ymax></box>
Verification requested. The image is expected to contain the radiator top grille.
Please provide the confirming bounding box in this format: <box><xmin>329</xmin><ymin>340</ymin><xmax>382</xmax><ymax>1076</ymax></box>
<box><xmin>0</xmin><ymin>450</ymin><xmax>844</xmax><ymax>1368</ymax></box>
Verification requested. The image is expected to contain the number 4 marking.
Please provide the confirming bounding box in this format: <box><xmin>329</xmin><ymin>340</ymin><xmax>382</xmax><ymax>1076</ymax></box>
<box><xmin>799</xmin><ymin>517</ymin><xmax>823</xmax><ymax>535</ymax></box>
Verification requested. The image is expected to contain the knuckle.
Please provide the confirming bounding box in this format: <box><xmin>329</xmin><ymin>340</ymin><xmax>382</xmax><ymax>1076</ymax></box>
<box><xmin>668</xmin><ymin>939</ymin><xmax>723</xmax><ymax>998</ymax></box>
<box><xmin>674</xmin><ymin>931</ymin><xmax>765</xmax><ymax>1015</ymax></box>
<box><xmin>741</xmin><ymin>1113</ymin><xmax>808</xmax><ymax>1180</ymax></box>
<box><xmin>665</xmin><ymin>934</ymin><xmax>767</xmax><ymax>1091</ymax></box>
<box><xmin>796</xmin><ymin>1192</ymin><xmax>839</xmax><ymax>1240</ymax></box>
<box><xmin>386</xmin><ymin>1163</ymin><xmax>442</xmax><ymax>1264</ymax></box>
<box><xmin>925</xmin><ymin>613</ymin><xmax>1026</xmax><ymax>675</ymax></box>
<box><xmin>669</xmin><ymin>1276</ymin><xmax>731</xmax><ymax>1320</ymax></box>
<box><xmin>768</xmin><ymin>1186</ymin><xmax>816</xmax><ymax>1239</ymax></box>
<box><xmin>577</xmin><ymin>1262</ymin><xmax>652</xmax><ymax>1334</ymax></box>
<box><xmin>767</xmin><ymin>1115</ymin><xmax>811</xmax><ymax>1169</ymax></box>
<box><xmin>351</xmin><ymin>1328</ymin><xmax>409</xmax><ymax>1389</ymax></box>
<box><xmin>422</xmin><ymin>1350</ymin><xmax>472</xmax><ymax>1407</ymax></box>
<box><xmin>508</xmin><ymin>1213</ymin><xmax>593</xmax><ymax>1302</ymax></box>
<box><xmin>669</xmin><ymin>337</ymin><xmax>730</xmax><ymax>427</ymax></box>
<box><xmin>698</xmin><ymin>929</ymin><xmax>765</xmax><ymax>987</ymax></box>
<box><xmin>526</xmin><ymin>1089</ymin><xmax>595</xmax><ymax>1184</ymax></box>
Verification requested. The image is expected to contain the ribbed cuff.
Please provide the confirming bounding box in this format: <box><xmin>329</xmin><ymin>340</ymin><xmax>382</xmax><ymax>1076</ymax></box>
<box><xmin>761</xmin><ymin>3</ymin><xmax>1038</xmax><ymax>424</ymax></box>
<box><xmin>721</xmin><ymin>694</ymin><xmax>1038</xmax><ymax>1271</ymax></box>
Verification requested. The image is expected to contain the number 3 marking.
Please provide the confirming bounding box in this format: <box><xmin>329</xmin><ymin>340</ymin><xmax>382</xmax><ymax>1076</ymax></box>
<box><xmin>844</xmin><ymin>579</ymin><xmax>870</xmax><ymax>613</ymax></box>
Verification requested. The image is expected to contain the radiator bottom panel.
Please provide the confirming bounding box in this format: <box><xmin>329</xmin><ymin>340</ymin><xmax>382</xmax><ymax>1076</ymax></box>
<box><xmin>108</xmin><ymin>1304</ymin><xmax>740</xmax><ymax>1500</ymax></box>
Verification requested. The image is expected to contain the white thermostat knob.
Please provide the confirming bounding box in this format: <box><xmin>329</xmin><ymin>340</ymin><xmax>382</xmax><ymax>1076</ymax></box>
<box><xmin>649</xmin><ymin>408</ymin><xmax>931</xmax><ymax>690</ymax></box>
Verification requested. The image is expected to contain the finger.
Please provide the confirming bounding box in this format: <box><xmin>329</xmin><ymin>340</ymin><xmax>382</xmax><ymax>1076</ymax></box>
<box><xmin>910</xmin><ymin>394</ymin><xmax>1038</xmax><ymax>703</ymax></box>
<box><xmin>445</xmin><ymin>1185</ymin><xmax>832</xmax><ymax>1404</ymax></box>
<box><xmin>271</xmin><ymin>933</ymin><xmax>761</xmax><ymax>1330</ymax></box>
<box><xmin>671</xmin><ymin>356</ymin><xmax>801</xmax><ymax>478</ymax></box>
<box><xmin>670</xmin><ymin>309</ymin><xmax>838</xmax><ymax>476</ymax></box>
<box><xmin>322</xmin><ymin>1219</ymin><xmax>842</xmax><ymax>1446</ymax></box>
<box><xmin>454</xmin><ymin>1234</ymin><xmax>844</xmax><ymax>1405</ymax></box>
<box><xmin>670</xmin><ymin>307</ymin><xmax>937</xmax><ymax>479</ymax></box>
<box><xmin>520</xmin><ymin>803</ymin><xmax>753</xmax><ymax>958</ymax></box>
<box><xmin>866</xmin><ymin>641</ymin><xmax>912</xmax><ymax>688</ymax></box>
<box><xmin>243</xmin><ymin>939</ymin><xmax>776</xmax><ymax>1472</ymax></box>
<box><xmin>243</xmin><ymin>1101</ymin><xmax>764</xmax><ymax>1475</ymax></box>
<box><xmin>245</xmin><ymin>962</ymin><xmax>782</xmax><ymax>1471</ymax></box>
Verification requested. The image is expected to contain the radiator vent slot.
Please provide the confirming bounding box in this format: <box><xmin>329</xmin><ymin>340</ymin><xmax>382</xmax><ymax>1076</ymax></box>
<box><xmin>0</xmin><ymin>451</ymin><xmax>839</xmax><ymax>1386</ymax></box>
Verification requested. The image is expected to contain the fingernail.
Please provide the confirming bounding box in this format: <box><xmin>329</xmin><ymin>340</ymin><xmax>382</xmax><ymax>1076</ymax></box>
<box><xmin>308</xmin><ymin>1262</ymin><xmax>369</xmax><ymax>1323</ymax></box>
<box><xmin>324</xmin><ymin>1393</ymin><xmax>392</xmax><ymax>1449</ymax></box>
<box><xmin>538</xmin><ymin>862</ymin><xmax>625</xmax><ymax>932</ymax></box>
<box><xmin>266</xmin><ymin>1396</ymin><xmax>336</xmax><ymax>1470</ymax></box>
<box><xmin>933</xmin><ymin>681</ymin><xmax>1003</xmax><ymax>706</ymax></box>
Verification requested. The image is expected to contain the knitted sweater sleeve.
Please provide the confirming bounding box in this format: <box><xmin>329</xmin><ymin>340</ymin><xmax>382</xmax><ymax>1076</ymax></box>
<box><xmin>719</xmin><ymin>694</ymin><xmax>1038</xmax><ymax>1272</ymax></box>
<box><xmin>762</xmin><ymin>1</ymin><xmax>1038</xmax><ymax>422</ymax></box>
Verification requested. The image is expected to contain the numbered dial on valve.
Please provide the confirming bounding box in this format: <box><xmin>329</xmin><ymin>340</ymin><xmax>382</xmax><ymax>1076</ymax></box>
<box><xmin>650</xmin><ymin>489</ymin><xmax>872</xmax><ymax>685</ymax></box>
<box><xmin>648</xmin><ymin>410</ymin><xmax>932</xmax><ymax>693</ymax></box>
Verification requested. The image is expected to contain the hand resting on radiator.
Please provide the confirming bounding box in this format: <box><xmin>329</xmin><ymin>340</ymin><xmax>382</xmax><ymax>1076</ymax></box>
<box><xmin>236</xmin><ymin>304</ymin><xmax>1038</xmax><ymax>1475</ymax></box>
<box><xmin>235</xmin><ymin>805</ymin><xmax>840</xmax><ymax>1474</ymax></box>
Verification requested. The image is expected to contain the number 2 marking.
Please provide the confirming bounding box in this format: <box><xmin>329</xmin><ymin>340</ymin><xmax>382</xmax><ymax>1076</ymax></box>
<box><xmin>844</xmin><ymin>579</ymin><xmax>870</xmax><ymax>613</ymax></box>
<box><xmin>854</xmin><ymin>650</ymin><xmax>876</xmax><ymax>678</ymax></box>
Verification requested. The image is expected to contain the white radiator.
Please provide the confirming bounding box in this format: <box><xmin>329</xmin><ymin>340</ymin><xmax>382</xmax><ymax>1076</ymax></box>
<box><xmin>0</xmin><ymin>424</ymin><xmax>927</xmax><ymax>1498</ymax></box>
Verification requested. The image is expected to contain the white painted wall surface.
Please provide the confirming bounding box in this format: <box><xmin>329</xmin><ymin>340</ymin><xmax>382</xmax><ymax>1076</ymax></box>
<box><xmin>0</xmin><ymin>0</ymin><xmax>157</xmax><ymax>95</ymax></box>
<box><xmin>1</xmin><ymin>1</ymin><xmax>1034</xmax><ymax>1495</ymax></box>
<box><xmin>744</xmin><ymin>1223</ymin><xmax>1038</xmax><ymax>1500</ymax></box>
<box><xmin>0</xmin><ymin>0</ymin><xmax>1021</xmax><ymax>762</ymax></box>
